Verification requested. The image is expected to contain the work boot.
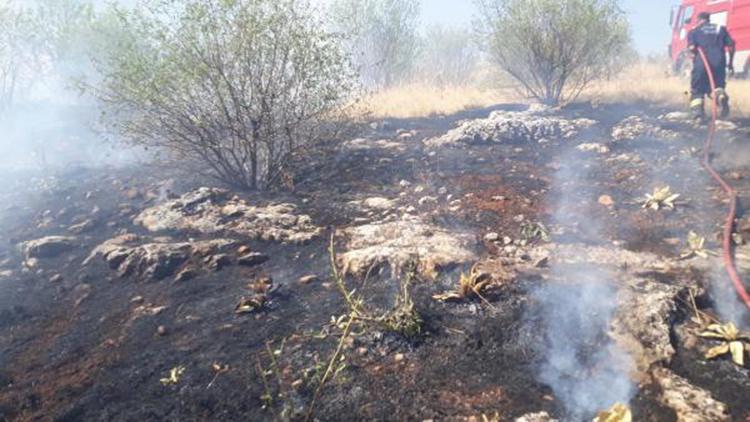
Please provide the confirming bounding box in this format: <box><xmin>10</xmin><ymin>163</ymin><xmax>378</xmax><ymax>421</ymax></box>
<box><xmin>690</xmin><ymin>97</ymin><xmax>705</xmax><ymax>125</ymax></box>
<box><xmin>715</xmin><ymin>88</ymin><xmax>731</xmax><ymax>119</ymax></box>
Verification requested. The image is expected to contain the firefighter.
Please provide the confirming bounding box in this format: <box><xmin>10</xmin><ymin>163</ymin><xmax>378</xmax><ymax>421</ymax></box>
<box><xmin>688</xmin><ymin>12</ymin><xmax>736</xmax><ymax>122</ymax></box>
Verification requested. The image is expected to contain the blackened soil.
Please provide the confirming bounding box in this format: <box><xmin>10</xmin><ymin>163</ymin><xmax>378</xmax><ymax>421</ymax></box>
<box><xmin>1</xmin><ymin>103</ymin><xmax>750</xmax><ymax>421</ymax></box>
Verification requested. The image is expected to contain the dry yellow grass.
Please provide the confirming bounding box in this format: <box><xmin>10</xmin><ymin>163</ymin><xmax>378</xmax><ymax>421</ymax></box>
<box><xmin>359</xmin><ymin>83</ymin><xmax>515</xmax><ymax>119</ymax></box>
<box><xmin>585</xmin><ymin>61</ymin><xmax>750</xmax><ymax>117</ymax></box>
<box><xmin>361</xmin><ymin>62</ymin><xmax>750</xmax><ymax>119</ymax></box>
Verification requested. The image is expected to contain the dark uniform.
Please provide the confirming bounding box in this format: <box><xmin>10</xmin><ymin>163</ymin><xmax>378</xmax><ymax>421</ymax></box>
<box><xmin>688</xmin><ymin>19</ymin><xmax>735</xmax><ymax>119</ymax></box>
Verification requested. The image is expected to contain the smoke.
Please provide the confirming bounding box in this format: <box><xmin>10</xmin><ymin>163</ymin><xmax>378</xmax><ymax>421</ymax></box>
<box><xmin>0</xmin><ymin>0</ymin><xmax>141</xmax><ymax>173</ymax></box>
<box><xmin>532</xmin><ymin>275</ymin><xmax>634</xmax><ymax>420</ymax></box>
<box><xmin>527</xmin><ymin>147</ymin><xmax>634</xmax><ymax>419</ymax></box>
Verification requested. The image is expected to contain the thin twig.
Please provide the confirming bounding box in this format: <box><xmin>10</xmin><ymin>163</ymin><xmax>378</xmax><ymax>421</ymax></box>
<box><xmin>305</xmin><ymin>315</ymin><xmax>354</xmax><ymax>421</ymax></box>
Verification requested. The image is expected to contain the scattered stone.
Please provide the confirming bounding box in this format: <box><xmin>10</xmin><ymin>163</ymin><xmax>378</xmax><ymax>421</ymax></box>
<box><xmin>85</xmin><ymin>234</ymin><xmax>237</xmax><ymax>280</ymax></box>
<box><xmin>157</xmin><ymin>325</ymin><xmax>168</xmax><ymax>336</ymax></box>
<box><xmin>68</xmin><ymin>218</ymin><xmax>96</xmax><ymax>234</ymax></box>
<box><xmin>362</xmin><ymin>197</ymin><xmax>396</xmax><ymax>210</ymax></box>
<box><xmin>652</xmin><ymin>368</ymin><xmax>729</xmax><ymax>421</ymax></box>
<box><xmin>0</xmin><ymin>270</ymin><xmax>13</xmax><ymax>279</ymax></box>
<box><xmin>298</xmin><ymin>274</ymin><xmax>319</xmax><ymax>285</ymax></box>
<box><xmin>399</xmin><ymin>180</ymin><xmax>411</xmax><ymax>188</ymax></box>
<box><xmin>131</xmin><ymin>296</ymin><xmax>144</xmax><ymax>304</ymax></box>
<box><xmin>483</xmin><ymin>232</ymin><xmax>500</xmax><ymax>242</ymax></box>
<box><xmin>658</xmin><ymin>111</ymin><xmax>692</xmax><ymax>122</ymax></box>
<box><xmin>237</xmin><ymin>252</ymin><xmax>269</xmax><ymax>267</ymax></box>
<box><xmin>611</xmin><ymin>116</ymin><xmax>680</xmax><ymax>142</ymax></box>
<box><xmin>338</xmin><ymin>216</ymin><xmax>476</xmax><ymax>279</ymax></box>
<box><xmin>437</xmin><ymin>186</ymin><xmax>448</xmax><ymax>196</ymax></box>
<box><xmin>23</xmin><ymin>236</ymin><xmax>76</xmax><ymax>259</ymax></box>
<box><xmin>424</xmin><ymin>109</ymin><xmax>596</xmax><ymax>148</ymax></box>
<box><xmin>49</xmin><ymin>274</ymin><xmax>63</xmax><ymax>283</ymax></box>
<box><xmin>175</xmin><ymin>267</ymin><xmax>198</xmax><ymax>282</ymax></box>
<box><xmin>135</xmin><ymin>188</ymin><xmax>321</xmax><ymax>244</ymax></box>
<box><xmin>418</xmin><ymin>196</ymin><xmax>438</xmax><ymax>207</ymax></box>
<box><xmin>598</xmin><ymin>195</ymin><xmax>615</xmax><ymax>207</ymax></box>
<box><xmin>394</xmin><ymin>353</ymin><xmax>404</xmax><ymax>362</ymax></box>
<box><xmin>576</xmin><ymin>142</ymin><xmax>610</xmax><ymax>154</ymax></box>
<box><xmin>206</xmin><ymin>254</ymin><xmax>232</xmax><ymax>271</ymax></box>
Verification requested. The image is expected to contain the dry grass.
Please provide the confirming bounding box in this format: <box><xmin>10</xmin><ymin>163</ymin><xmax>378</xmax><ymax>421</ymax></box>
<box><xmin>359</xmin><ymin>83</ymin><xmax>515</xmax><ymax>119</ymax></box>
<box><xmin>360</xmin><ymin>61</ymin><xmax>750</xmax><ymax>119</ymax></box>
<box><xmin>585</xmin><ymin>61</ymin><xmax>750</xmax><ymax>117</ymax></box>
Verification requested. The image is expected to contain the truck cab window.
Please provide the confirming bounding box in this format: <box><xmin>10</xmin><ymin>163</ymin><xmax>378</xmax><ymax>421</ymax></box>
<box><xmin>682</xmin><ymin>6</ymin><xmax>694</xmax><ymax>26</ymax></box>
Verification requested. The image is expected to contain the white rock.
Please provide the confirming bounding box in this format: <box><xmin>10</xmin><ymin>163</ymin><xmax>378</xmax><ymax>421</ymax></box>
<box><xmin>338</xmin><ymin>217</ymin><xmax>476</xmax><ymax>279</ymax></box>
<box><xmin>484</xmin><ymin>232</ymin><xmax>500</xmax><ymax>242</ymax></box>
<box><xmin>134</xmin><ymin>188</ymin><xmax>321</xmax><ymax>244</ymax></box>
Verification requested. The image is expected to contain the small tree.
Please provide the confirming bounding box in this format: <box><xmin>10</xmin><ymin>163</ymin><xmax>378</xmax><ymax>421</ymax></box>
<box><xmin>330</xmin><ymin>0</ymin><xmax>420</xmax><ymax>89</ymax></box>
<box><xmin>417</xmin><ymin>25</ymin><xmax>479</xmax><ymax>87</ymax></box>
<box><xmin>0</xmin><ymin>4</ymin><xmax>40</xmax><ymax>115</ymax></box>
<box><xmin>90</xmin><ymin>0</ymin><xmax>357</xmax><ymax>190</ymax></box>
<box><xmin>475</xmin><ymin>0</ymin><xmax>631</xmax><ymax>105</ymax></box>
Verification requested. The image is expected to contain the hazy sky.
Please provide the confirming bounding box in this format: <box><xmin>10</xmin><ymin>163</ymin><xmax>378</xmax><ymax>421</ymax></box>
<box><xmin>421</xmin><ymin>0</ymin><xmax>674</xmax><ymax>56</ymax></box>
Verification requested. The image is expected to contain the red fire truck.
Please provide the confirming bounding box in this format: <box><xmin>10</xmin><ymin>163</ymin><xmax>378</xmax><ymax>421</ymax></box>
<box><xmin>669</xmin><ymin>0</ymin><xmax>750</xmax><ymax>77</ymax></box>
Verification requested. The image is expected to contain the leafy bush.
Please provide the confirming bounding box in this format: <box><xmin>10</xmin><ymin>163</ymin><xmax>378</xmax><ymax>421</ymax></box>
<box><xmin>475</xmin><ymin>0</ymin><xmax>631</xmax><ymax>105</ymax></box>
<box><xmin>90</xmin><ymin>0</ymin><xmax>357</xmax><ymax>190</ymax></box>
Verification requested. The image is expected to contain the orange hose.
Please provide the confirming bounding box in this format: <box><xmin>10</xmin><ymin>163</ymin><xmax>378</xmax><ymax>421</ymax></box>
<box><xmin>696</xmin><ymin>47</ymin><xmax>750</xmax><ymax>310</ymax></box>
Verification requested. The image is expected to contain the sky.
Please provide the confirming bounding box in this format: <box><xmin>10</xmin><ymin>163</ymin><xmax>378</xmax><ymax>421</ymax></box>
<box><xmin>420</xmin><ymin>0</ymin><xmax>675</xmax><ymax>57</ymax></box>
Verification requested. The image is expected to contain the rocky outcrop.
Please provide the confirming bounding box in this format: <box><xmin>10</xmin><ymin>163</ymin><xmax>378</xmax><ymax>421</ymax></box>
<box><xmin>134</xmin><ymin>188</ymin><xmax>322</xmax><ymax>244</ymax></box>
<box><xmin>23</xmin><ymin>236</ymin><xmax>76</xmax><ymax>259</ymax></box>
<box><xmin>424</xmin><ymin>108</ymin><xmax>595</xmax><ymax>148</ymax></box>
<box><xmin>652</xmin><ymin>368</ymin><xmax>730</xmax><ymax>421</ymax></box>
<box><xmin>84</xmin><ymin>234</ymin><xmax>238</xmax><ymax>280</ymax></box>
<box><xmin>337</xmin><ymin>216</ymin><xmax>476</xmax><ymax>278</ymax></box>
<box><xmin>527</xmin><ymin>243</ymin><xmax>707</xmax><ymax>373</ymax></box>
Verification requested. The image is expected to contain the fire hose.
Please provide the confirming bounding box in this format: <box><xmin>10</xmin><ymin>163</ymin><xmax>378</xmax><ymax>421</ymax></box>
<box><xmin>696</xmin><ymin>47</ymin><xmax>750</xmax><ymax>310</ymax></box>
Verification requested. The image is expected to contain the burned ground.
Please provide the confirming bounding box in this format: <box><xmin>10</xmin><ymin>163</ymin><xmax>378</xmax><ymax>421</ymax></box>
<box><xmin>1</xmin><ymin>103</ymin><xmax>750</xmax><ymax>421</ymax></box>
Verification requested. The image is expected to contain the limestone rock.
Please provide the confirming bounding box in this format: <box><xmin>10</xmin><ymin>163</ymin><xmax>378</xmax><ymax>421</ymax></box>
<box><xmin>424</xmin><ymin>109</ymin><xmax>595</xmax><ymax>148</ymax></box>
<box><xmin>237</xmin><ymin>252</ymin><xmax>269</xmax><ymax>267</ymax></box>
<box><xmin>84</xmin><ymin>234</ymin><xmax>237</xmax><ymax>280</ymax></box>
<box><xmin>611</xmin><ymin>116</ymin><xmax>680</xmax><ymax>142</ymax></box>
<box><xmin>23</xmin><ymin>236</ymin><xmax>76</xmax><ymax>259</ymax></box>
<box><xmin>361</xmin><ymin>197</ymin><xmax>397</xmax><ymax>211</ymax></box>
<box><xmin>68</xmin><ymin>218</ymin><xmax>97</xmax><ymax>234</ymax></box>
<box><xmin>338</xmin><ymin>216</ymin><xmax>476</xmax><ymax>279</ymax></box>
<box><xmin>577</xmin><ymin>143</ymin><xmax>610</xmax><ymax>154</ymax></box>
<box><xmin>652</xmin><ymin>368</ymin><xmax>729</xmax><ymax>421</ymax></box>
<box><xmin>134</xmin><ymin>188</ymin><xmax>321</xmax><ymax>244</ymax></box>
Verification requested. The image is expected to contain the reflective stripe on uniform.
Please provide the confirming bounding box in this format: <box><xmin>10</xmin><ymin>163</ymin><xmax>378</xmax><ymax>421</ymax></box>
<box><xmin>691</xmin><ymin>98</ymin><xmax>705</xmax><ymax>108</ymax></box>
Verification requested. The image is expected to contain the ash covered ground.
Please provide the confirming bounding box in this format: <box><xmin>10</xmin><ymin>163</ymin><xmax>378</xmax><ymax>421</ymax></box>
<box><xmin>2</xmin><ymin>103</ymin><xmax>750</xmax><ymax>421</ymax></box>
